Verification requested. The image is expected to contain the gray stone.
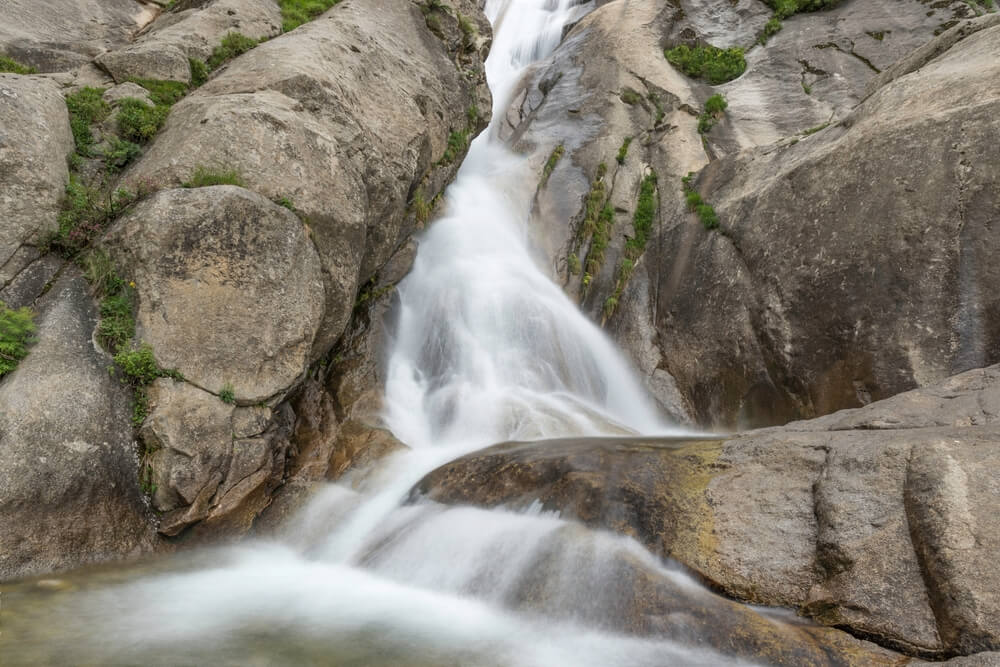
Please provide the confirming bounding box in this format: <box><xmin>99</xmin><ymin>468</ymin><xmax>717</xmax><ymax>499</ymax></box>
<box><xmin>0</xmin><ymin>270</ymin><xmax>161</xmax><ymax>581</ymax></box>
<box><xmin>0</xmin><ymin>75</ymin><xmax>74</xmax><ymax>268</ymax></box>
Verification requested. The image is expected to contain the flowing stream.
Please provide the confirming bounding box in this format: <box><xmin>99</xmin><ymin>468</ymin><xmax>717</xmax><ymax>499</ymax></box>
<box><xmin>2</xmin><ymin>2</ymin><xmax>773</xmax><ymax>665</ymax></box>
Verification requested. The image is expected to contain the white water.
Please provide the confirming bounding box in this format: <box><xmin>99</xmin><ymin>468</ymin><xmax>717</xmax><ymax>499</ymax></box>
<box><xmin>4</xmin><ymin>3</ymin><xmax>756</xmax><ymax>666</ymax></box>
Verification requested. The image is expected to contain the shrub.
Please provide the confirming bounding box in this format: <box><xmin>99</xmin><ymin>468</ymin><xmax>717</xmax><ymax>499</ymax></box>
<box><xmin>114</xmin><ymin>344</ymin><xmax>162</xmax><ymax>386</ymax></box>
<box><xmin>55</xmin><ymin>177</ymin><xmax>139</xmax><ymax>255</ymax></box>
<box><xmin>117</xmin><ymin>98</ymin><xmax>169</xmax><ymax>142</ymax></box>
<box><xmin>182</xmin><ymin>166</ymin><xmax>245</xmax><ymax>188</ymax></box>
<box><xmin>189</xmin><ymin>58</ymin><xmax>209</xmax><ymax>87</ymax></box>
<box><xmin>219</xmin><ymin>383</ymin><xmax>236</xmax><ymax>404</ymax></box>
<box><xmin>616</xmin><ymin>137</ymin><xmax>632</xmax><ymax>165</ymax></box>
<box><xmin>65</xmin><ymin>87</ymin><xmax>110</xmax><ymax>155</ymax></box>
<box><xmin>278</xmin><ymin>0</ymin><xmax>340</xmax><ymax>33</ymax></box>
<box><xmin>698</xmin><ymin>94</ymin><xmax>728</xmax><ymax>134</ymax></box>
<box><xmin>704</xmin><ymin>94</ymin><xmax>728</xmax><ymax>115</ymax></box>
<box><xmin>207</xmin><ymin>32</ymin><xmax>258</xmax><ymax>70</ymax></box>
<box><xmin>665</xmin><ymin>44</ymin><xmax>746</xmax><ymax>84</ymax></box>
<box><xmin>697</xmin><ymin>203</ymin><xmax>719</xmax><ymax>229</ymax></box>
<box><xmin>128</xmin><ymin>78</ymin><xmax>187</xmax><ymax>106</ymax></box>
<box><xmin>104</xmin><ymin>137</ymin><xmax>142</xmax><ymax>172</ymax></box>
<box><xmin>0</xmin><ymin>54</ymin><xmax>36</xmax><ymax>74</ymax></box>
<box><xmin>0</xmin><ymin>302</ymin><xmax>36</xmax><ymax>377</ymax></box>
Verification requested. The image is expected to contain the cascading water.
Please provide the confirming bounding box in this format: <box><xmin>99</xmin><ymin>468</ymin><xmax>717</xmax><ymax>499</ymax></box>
<box><xmin>2</xmin><ymin>3</ymin><xmax>764</xmax><ymax>666</ymax></box>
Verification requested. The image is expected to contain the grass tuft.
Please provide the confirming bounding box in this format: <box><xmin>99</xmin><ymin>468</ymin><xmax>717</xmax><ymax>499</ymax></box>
<box><xmin>0</xmin><ymin>301</ymin><xmax>36</xmax><ymax>378</ymax></box>
<box><xmin>540</xmin><ymin>144</ymin><xmax>565</xmax><ymax>187</ymax></box>
<box><xmin>616</xmin><ymin>137</ymin><xmax>632</xmax><ymax>165</ymax></box>
<box><xmin>0</xmin><ymin>54</ymin><xmax>36</xmax><ymax>74</ymax></box>
<box><xmin>117</xmin><ymin>98</ymin><xmax>170</xmax><ymax>143</ymax></box>
<box><xmin>182</xmin><ymin>166</ymin><xmax>246</xmax><ymax>188</ymax></box>
<box><xmin>207</xmin><ymin>32</ymin><xmax>258</xmax><ymax>70</ymax></box>
<box><xmin>278</xmin><ymin>0</ymin><xmax>340</xmax><ymax>33</ymax></box>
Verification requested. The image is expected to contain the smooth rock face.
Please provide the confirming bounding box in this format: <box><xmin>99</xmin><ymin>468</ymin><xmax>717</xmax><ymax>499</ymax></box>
<box><xmin>0</xmin><ymin>0</ymin><xmax>154</xmax><ymax>72</ymax></box>
<box><xmin>656</xmin><ymin>17</ymin><xmax>1000</xmax><ymax>428</ymax></box>
<box><xmin>122</xmin><ymin>0</ymin><xmax>491</xmax><ymax>357</ymax></box>
<box><xmin>0</xmin><ymin>75</ymin><xmax>73</xmax><ymax>270</ymax></box>
<box><xmin>106</xmin><ymin>186</ymin><xmax>325</xmax><ymax>403</ymax></box>
<box><xmin>0</xmin><ymin>271</ymin><xmax>161</xmax><ymax>581</ymax></box>
<box><xmin>96</xmin><ymin>0</ymin><xmax>282</xmax><ymax>83</ymax></box>
<box><xmin>415</xmin><ymin>365</ymin><xmax>1000</xmax><ymax>659</ymax></box>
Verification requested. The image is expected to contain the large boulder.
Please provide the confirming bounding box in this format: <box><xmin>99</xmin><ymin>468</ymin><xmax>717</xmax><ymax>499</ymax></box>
<box><xmin>414</xmin><ymin>364</ymin><xmax>1000</xmax><ymax>659</ymax></box>
<box><xmin>106</xmin><ymin>186</ymin><xmax>325</xmax><ymax>403</ymax></box>
<box><xmin>0</xmin><ymin>75</ymin><xmax>73</xmax><ymax>271</ymax></box>
<box><xmin>653</xmin><ymin>15</ymin><xmax>1000</xmax><ymax>427</ymax></box>
<box><xmin>0</xmin><ymin>0</ymin><xmax>154</xmax><ymax>72</ymax></box>
<box><xmin>96</xmin><ymin>0</ymin><xmax>282</xmax><ymax>83</ymax></box>
<box><xmin>0</xmin><ymin>271</ymin><xmax>161</xmax><ymax>581</ymax></box>
<box><xmin>122</xmin><ymin>0</ymin><xmax>491</xmax><ymax>357</ymax></box>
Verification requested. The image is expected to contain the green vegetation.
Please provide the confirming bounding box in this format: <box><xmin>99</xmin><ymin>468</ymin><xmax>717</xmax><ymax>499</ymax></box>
<box><xmin>182</xmin><ymin>165</ymin><xmax>246</xmax><ymax>188</ymax></box>
<box><xmin>758</xmin><ymin>0</ymin><xmax>843</xmax><ymax>45</ymax></box>
<box><xmin>665</xmin><ymin>44</ymin><xmax>746</xmax><ymax>84</ymax></box>
<box><xmin>53</xmin><ymin>176</ymin><xmax>139</xmax><ymax>255</ymax></box>
<box><xmin>278</xmin><ymin>0</ymin><xmax>340</xmax><ymax>33</ymax></box>
<box><xmin>219</xmin><ymin>383</ymin><xmax>236</xmax><ymax>405</ymax></box>
<box><xmin>0</xmin><ymin>302</ymin><xmax>36</xmax><ymax>378</ymax></box>
<box><xmin>649</xmin><ymin>92</ymin><xmax>666</xmax><ymax>126</ymax></box>
<box><xmin>117</xmin><ymin>98</ymin><xmax>170</xmax><ymax>143</ymax></box>
<box><xmin>65</xmin><ymin>87</ymin><xmax>111</xmax><ymax>155</ymax></box>
<box><xmin>540</xmin><ymin>144</ymin><xmax>565</xmax><ymax>187</ymax></box>
<box><xmin>439</xmin><ymin>129</ymin><xmax>469</xmax><ymax>166</ymax></box>
<box><xmin>467</xmin><ymin>104</ymin><xmax>481</xmax><ymax>127</ymax></box>
<box><xmin>567</xmin><ymin>253</ymin><xmax>581</xmax><ymax>275</ymax></box>
<box><xmin>98</xmin><ymin>292</ymin><xmax>135</xmax><ymax>353</ymax></box>
<box><xmin>698</xmin><ymin>94</ymin><xmax>728</xmax><ymax>134</ymax></box>
<box><xmin>802</xmin><ymin>121</ymin><xmax>830</xmax><ymax>136</ymax></box>
<box><xmin>682</xmin><ymin>172</ymin><xmax>719</xmax><ymax>230</ymax></box>
<box><xmin>604</xmin><ymin>171</ymin><xmax>658</xmax><ymax>321</ymax></box>
<box><xmin>274</xmin><ymin>196</ymin><xmax>296</xmax><ymax>211</ymax></box>
<box><xmin>127</xmin><ymin>78</ymin><xmax>187</xmax><ymax>106</ymax></box>
<box><xmin>616</xmin><ymin>137</ymin><xmax>632</xmax><ymax>165</ymax></box>
<box><xmin>207</xmin><ymin>32</ymin><xmax>258</xmax><ymax>70</ymax></box>
<box><xmin>0</xmin><ymin>54</ymin><xmax>36</xmax><ymax>74</ymax></box>
<box><xmin>411</xmin><ymin>189</ymin><xmax>431</xmax><ymax>224</ymax></box>
<box><xmin>103</xmin><ymin>137</ymin><xmax>142</xmax><ymax>172</ymax></box>
<box><xmin>620</xmin><ymin>88</ymin><xmax>642</xmax><ymax>105</ymax></box>
<box><xmin>189</xmin><ymin>58</ymin><xmax>209</xmax><ymax>87</ymax></box>
<box><xmin>458</xmin><ymin>13</ymin><xmax>477</xmax><ymax>50</ymax></box>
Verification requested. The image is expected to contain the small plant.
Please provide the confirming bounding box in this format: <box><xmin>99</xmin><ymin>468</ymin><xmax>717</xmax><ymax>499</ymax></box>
<box><xmin>467</xmin><ymin>104</ymin><xmax>481</xmax><ymax>126</ymax></box>
<box><xmin>0</xmin><ymin>54</ymin><xmax>36</xmax><ymax>74</ymax></box>
<box><xmin>0</xmin><ymin>302</ymin><xmax>36</xmax><ymax>378</ymax></box>
<box><xmin>278</xmin><ymin>0</ymin><xmax>340</xmax><ymax>33</ymax></box>
<box><xmin>114</xmin><ymin>343</ymin><xmax>162</xmax><ymax>386</ymax></box>
<box><xmin>802</xmin><ymin>81</ymin><xmax>813</xmax><ymax>95</ymax></box>
<box><xmin>697</xmin><ymin>203</ymin><xmax>719</xmax><ymax>229</ymax></box>
<box><xmin>758</xmin><ymin>0</ymin><xmax>843</xmax><ymax>45</ymax></box>
<box><xmin>411</xmin><ymin>189</ymin><xmax>431</xmax><ymax>223</ymax></box>
<box><xmin>698</xmin><ymin>94</ymin><xmax>728</xmax><ymax>134</ymax></box>
<box><xmin>189</xmin><ymin>58</ymin><xmax>209</xmax><ymax>87</ymax></box>
<box><xmin>616</xmin><ymin>137</ymin><xmax>632</xmax><ymax>165</ymax></box>
<box><xmin>54</xmin><ymin>176</ymin><xmax>138</xmax><ymax>254</ymax></box>
<box><xmin>127</xmin><ymin>78</ymin><xmax>188</xmax><ymax>106</ymax></box>
<box><xmin>219</xmin><ymin>383</ymin><xmax>236</xmax><ymax>404</ymax></box>
<box><xmin>458</xmin><ymin>13</ymin><xmax>477</xmax><ymax>50</ymax></box>
<box><xmin>207</xmin><ymin>32</ymin><xmax>258</xmax><ymax>70</ymax></box>
<box><xmin>620</xmin><ymin>88</ymin><xmax>642</xmax><ymax>105</ymax></box>
<box><xmin>82</xmin><ymin>249</ymin><xmax>125</xmax><ymax>297</ymax></box>
<box><xmin>65</xmin><ymin>87</ymin><xmax>111</xmax><ymax>155</ymax></box>
<box><xmin>274</xmin><ymin>196</ymin><xmax>295</xmax><ymax>211</ymax></box>
<box><xmin>439</xmin><ymin>129</ymin><xmax>469</xmax><ymax>166</ymax></box>
<box><xmin>758</xmin><ymin>17</ymin><xmax>783</xmax><ymax>44</ymax></box>
<box><xmin>665</xmin><ymin>44</ymin><xmax>746</xmax><ymax>84</ymax></box>
<box><xmin>98</xmin><ymin>292</ymin><xmax>135</xmax><ymax>353</ymax></box>
<box><xmin>567</xmin><ymin>253</ymin><xmax>581</xmax><ymax>275</ymax></box>
<box><xmin>182</xmin><ymin>165</ymin><xmax>246</xmax><ymax>188</ymax></box>
<box><xmin>425</xmin><ymin>13</ymin><xmax>443</xmax><ymax>37</ymax></box>
<box><xmin>540</xmin><ymin>143</ymin><xmax>564</xmax><ymax>187</ymax></box>
<box><xmin>802</xmin><ymin>121</ymin><xmax>830</xmax><ymax>136</ymax></box>
<box><xmin>104</xmin><ymin>137</ymin><xmax>142</xmax><ymax>172</ymax></box>
<box><xmin>603</xmin><ymin>296</ymin><xmax>618</xmax><ymax>319</ymax></box>
<box><xmin>117</xmin><ymin>98</ymin><xmax>170</xmax><ymax>142</ymax></box>
<box><xmin>682</xmin><ymin>172</ymin><xmax>720</xmax><ymax>230</ymax></box>
<box><xmin>649</xmin><ymin>92</ymin><xmax>666</xmax><ymax>126</ymax></box>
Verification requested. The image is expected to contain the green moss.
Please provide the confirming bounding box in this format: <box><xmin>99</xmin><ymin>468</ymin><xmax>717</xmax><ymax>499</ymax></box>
<box><xmin>0</xmin><ymin>54</ymin><xmax>36</xmax><ymax>74</ymax></box>
<box><xmin>127</xmin><ymin>78</ymin><xmax>188</xmax><ymax>106</ymax></box>
<box><xmin>616</xmin><ymin>137</ymin><xmax>632</xmax><ymax>165</ymax></box>
<box><xmin>182</xmin><ymin>166</ymin><xmax>245</xmax><ymax>188</ymax></box>
<box><xmin>207</xmin><ymin>32</ymin><xmax>258</xmax><ymax>70</ymax></box>
<box><xmin>540</xmin><ymin>143</ymin><xmax>565</xmax><ymax>187</ymax></box>
<box><xmin>278</xmin><ymin>0</ymin><xmax>340</xmax><ymax>33</ymax></box>
<box><xmin>65</xmin><ymin>87</ymin><xmax>110</xmax><ymax>155</ymax></box>
<box><xmin>439</xmin><ymin>129</ymin><xmax>469</xmax><ymax>166</ymax></box>
<box><xmin>117</xmin><ymin>98</ymin><xmax>170</xmax><ymax>143</ymax></box>
<box><xmin>0</xmin><ymin>301</ymin><xmax>36</xmax><ymax>378</ymax></box>
<box><xmin>665</xmin><ymin>44</ymin><xmax>746</xmax><ymax>84</ymax></box>
<box><xmin>802</xmin><ymin>121</ymin><xmax>830</xmax><ymax>136</ymax></box>
<box><xmin>620</xmin><ymin>88</ymin><xmax>642</xmax><ymax>105</ymax></box>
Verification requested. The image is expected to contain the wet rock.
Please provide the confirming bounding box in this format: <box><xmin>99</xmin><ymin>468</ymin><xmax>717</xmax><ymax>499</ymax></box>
<box><xmin>122</xmin><ymin>0</ymin><xmax>491</xmax><ymax>357</ymax></box>
<box><xmin>0</xmin><ymin>271</ymin><xmax>161</xmax><ymax>581</ymax></box>
<box><xmin>0</xmin><ymin>75</ymin><xmax>73</xmax><ymax>270</ymax></box>
<box><xmin>415</xmin><ymin>365</ymin><xmax>1000</xmax><ymax>659</ymax></box>
<box><xmin>105</xmin><ymin>186</ymin><xmax>325</xmax><ymax>403</ymax></box>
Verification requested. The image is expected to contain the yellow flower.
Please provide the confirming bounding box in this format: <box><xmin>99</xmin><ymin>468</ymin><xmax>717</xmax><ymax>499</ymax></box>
<box><xmin>129</xmin><ymin>281</ymin><xmax>136</xmax><ymax>288</ymax></box>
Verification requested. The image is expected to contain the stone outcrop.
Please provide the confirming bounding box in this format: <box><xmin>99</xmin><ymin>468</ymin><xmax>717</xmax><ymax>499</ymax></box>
<box><xmin>414</xmin><ymin>364</ymin><xmax>1000</xmax><ymax>660</ymax></box>
<box><xmin>96</xmin><ymin>0</ymin><xmax>282</xmax><ymax>83</ymax></box>
<box><xmin>0</xmin><ymin>271</ymin><xmax>162</xmax><ymax>580</ymax></box>
<box><xmin>0</xmin><ymin>75</ymin><xmax>73</xmax><ymax>272</ymax></box>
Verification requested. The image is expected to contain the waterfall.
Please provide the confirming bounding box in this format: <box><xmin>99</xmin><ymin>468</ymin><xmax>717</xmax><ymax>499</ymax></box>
<box><xmin>4</xmin><ymin>3</ymin><xmax>746</xmax><ymax>666</ymax></box>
